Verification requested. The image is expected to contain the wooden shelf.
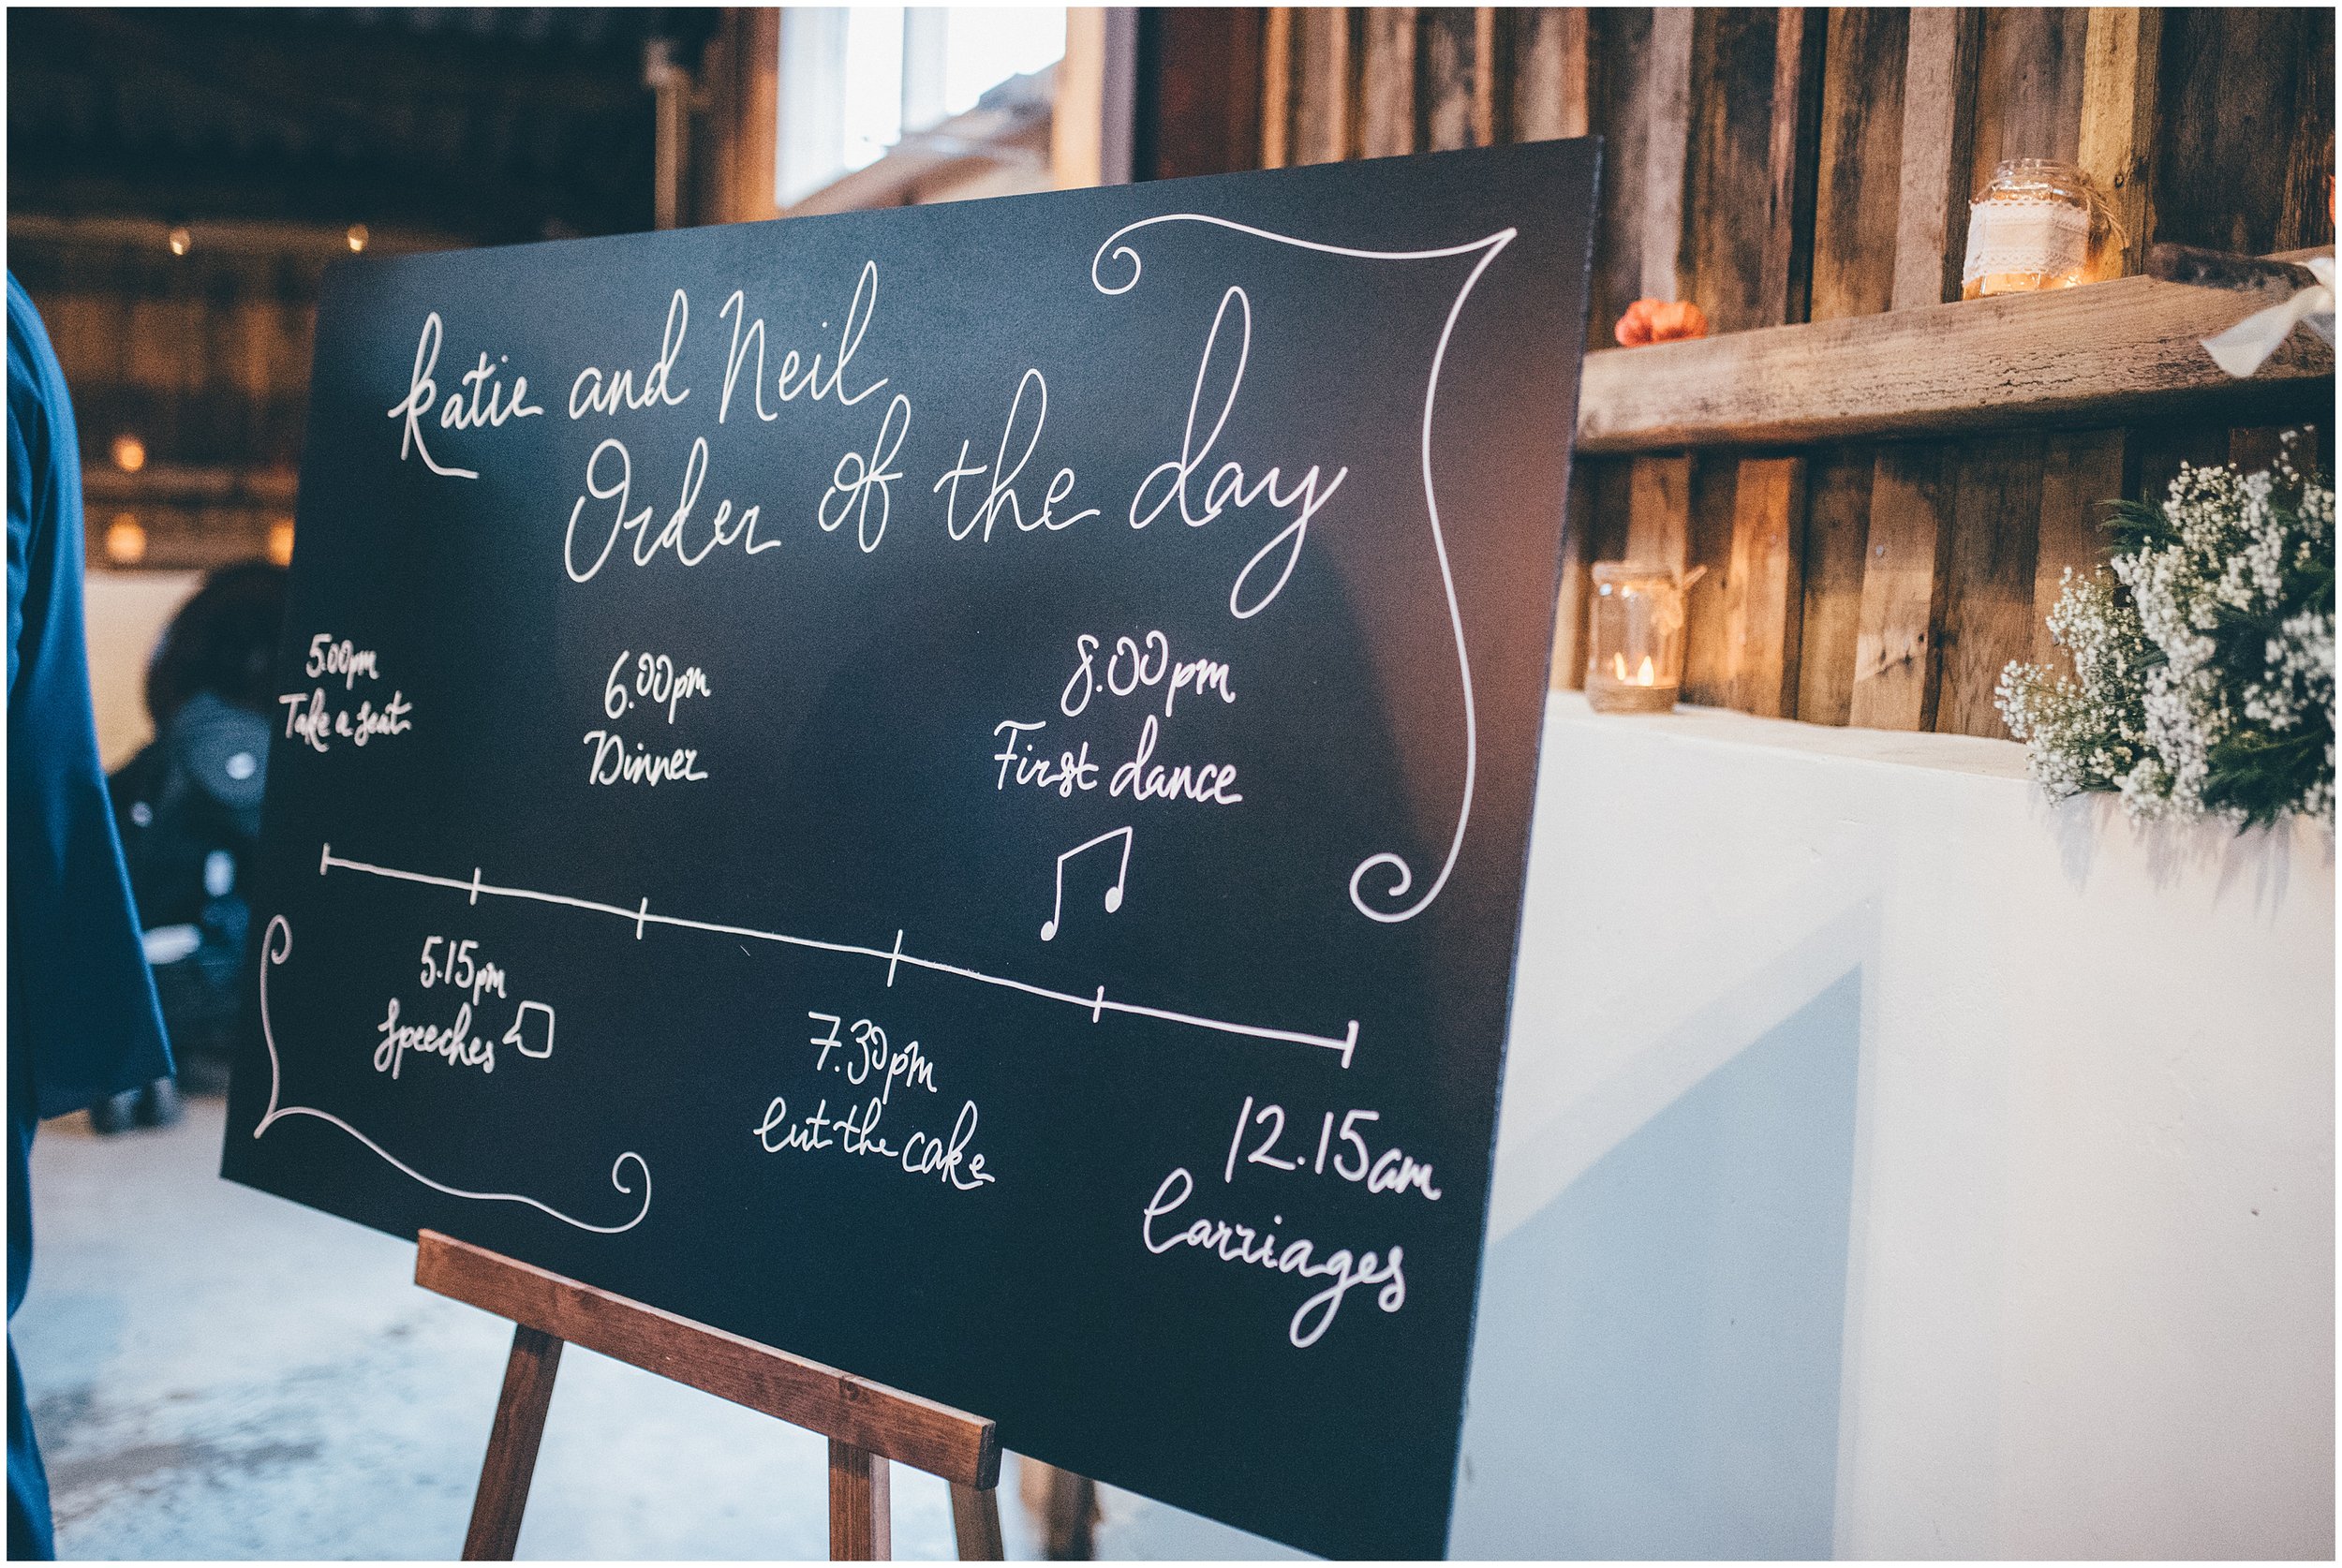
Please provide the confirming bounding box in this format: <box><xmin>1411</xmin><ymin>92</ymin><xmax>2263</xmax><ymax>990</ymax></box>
<box><xmin>1575</xmin><ymin>264</ymin><xmax>2334</xmax><ymax>454</ymax></box>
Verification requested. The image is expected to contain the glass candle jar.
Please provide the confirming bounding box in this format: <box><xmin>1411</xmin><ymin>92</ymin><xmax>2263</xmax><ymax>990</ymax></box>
<box><xmin>1584</xmin><ymin>562</ymin><xmax>1685</xmax><ymax>714</ymax></box>
<box><xmin>1962</xmin><ymin>158</ymin><xmax>2117</xmax><ymax>299</ymax></box>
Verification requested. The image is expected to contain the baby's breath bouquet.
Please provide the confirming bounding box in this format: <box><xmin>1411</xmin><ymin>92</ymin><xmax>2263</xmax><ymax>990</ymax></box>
<box><xmin>1997</xmin><ymin>433</ymin><xmax>2334</xmax><ymax>827</ymax></box>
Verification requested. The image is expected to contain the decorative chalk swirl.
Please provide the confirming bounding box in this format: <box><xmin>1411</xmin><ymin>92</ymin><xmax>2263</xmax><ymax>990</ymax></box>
<box><xmin>253</xmin><ymin>914</ymin><xmax>652</xmax><ymax>1235</ymax></box>
<box><xmin>1091</xmin><ymin>214</ymin><xmax>1518</xmax><ymax>925</ymax></box>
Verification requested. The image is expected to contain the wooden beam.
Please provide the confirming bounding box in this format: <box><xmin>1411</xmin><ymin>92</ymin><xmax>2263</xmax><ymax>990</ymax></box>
<box><xmin>1424</xmin><ymin>8</ymin><xmax>1496</xmax><ymax>152</ymax></box>
<box><xmin>1758</xmin><ymin>6</ymin><xmax>1828</xmax><ymax>327</ymax></box>
<box><xmin>1475</xmin><ymin>7</ymin><xmax>1496</xmax><ymax>146</ymax></box>
<box><xmin>1642</xmin><ymin>7</ymin><xmax>1696</xmax><ymax>301</ymax></box>
<box><xmin>1550</xmin><ymin>459</ymin><xmax>1597</xmax><ymax>690</ymax></box>
<box><xmin>1574</xmin><ymin>262</ymin><xmax>2336</xmax><ymax>452</ymax></box>
<box><xmin>1140</xmin><ymin>8</ymin><xmax>1266</xmax><ymax>179</ymax></box>
<box><xmin>1795</xmin><ymin>445</ymin><xmax>1876</xmax><ymax>724</ymax></box>
<box><xmin>1293</xmin><ymin>8</ymin><xmax>1352</xmax><ymax>166</ymax></box>
<box><xmin>1720</xmin><ymin>7</ymin><xmax>1829</xmax><ymax>721</ymax></box>
<box><xmin>1683</xmin><ymin>10</ymin><xmax>1779</xmax><ymax>333</ymax></box>
<box><xmin>1053</xmin><ymin>7</ymin><xmax>1111</xmax><ymax>189</ymax></box>
<box><xmin>1510</xmin><ymin>9</ymin><xmax>1591</xmax><ymax>141</ymax></box>
<box><xmin>2077</xmin><ymin>7</ymin><xmax>2161</xmax><ymax>279</ymax></box>
<box><xmin>1891</xmin><ymin>8</ymin><xmax>1981</xmax><ymax>311</ymax></box>
<box><xmin>415</xmin><ymin>1232</ymin><xmax>1000</xmax><ymax>1490</ymax></box>
<box><xmin>2276</xmin><ymin>12</ymin><xmax>2336</xmax><ymax>252</ymax></box>
<box><xmin>1970</xmin><ymin>7</ymin><xmax>2090</xmax><ymax>190</ymax></box>
<box><xmin>1259</xmin><ymin>7</ymin><xmax>1294</xmax><ymax>169</ymax></box>
<box><xmin>1682</xmin><ymin>458</ymin><xmax>1741</xmax><ymax>705</ymax></box>
<box><xmin>1935</xmin><ymin>434</ymin><xmax>2044</xmax><ymax>737</ymax></box>
<box><xmin>1553</xmin><ymin>459</ymin><xmax>1631</xmax><ymax>691</ymax></box>
<box><xmin>1359</xmin><ymin>7</ymin><xmax>1418</xmax><ymax>158</ymax></box>
<box><xmin>1623</xmin><ymin>453</ymin><xmax>1693</xmax><ymax>572</ymax></box>
<box><xmin>729</xmin><ymin>8</ymin><xmax>781</xmax><ymax>225</ymax></box>
<box><xmin>2031</xmin><ymin>430</ymin><xmax>2127</xmax><ymax>667</ymax></box>
<box><xmin>1810</xmin><ymin>7</ymin><xmax>1908</xmax><ymax>322</ymax></box>
<box><xmin>1722</xmin><ymin>456</ymin><xmax>1808</xmax><ymax>717</ymax></box>
<box><xmin>2157</xmin><ymin>8</ymin><xmax>2334</xmax><ymax>257</ymax></box>
<box><xmin>1854</xmin><ymin>7</ymin><xmax>1970</xmax><ymax>735</ymax></box>
<box><xmin>1848</xmin><ymin>444</ymin><xmax>1955</xmax><ymax>730</ymax></box>
<box><xmin>2230</xmin><ymin>423</ymin><xmax>2320</xmax><ymax>476</ymax></box>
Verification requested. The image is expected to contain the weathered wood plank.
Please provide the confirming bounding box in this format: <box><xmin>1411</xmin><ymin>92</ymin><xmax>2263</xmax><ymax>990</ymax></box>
<box><xmin>829</xmin><ymin>1440</ymin><xmax>891</xmax><ymax>1561</ymax></box>
<box><xmin>1796</xmin><ymin>443</ymin><xmax>1875</xmax><ymax>724</ymax></box>
<box><xmin>1624</xmin><ymin>452</ymin><xmax>1694</xmax><ymax>571</ymax></box>
<box><xmin>1574</xmin><ymin>264</ymin><xmax>2335</xmax><ymax>452</ymax></box>
<box><xmin>1509</xmin><ymin>8</ymin><xmax>1591</xmax><ymax>141</ymax></box>
<box><xmin>460</xmin><ymin>1325</ymin><xmax>563</xmax><ymax>1561</ymax></box>
<box><xmin>415</xmin><ymin>1231</ymin><xmax>1000</xmax><ymax>1490</ymax></box>
<box><xmin>1643</xmin><ymin>6</ymin><xmax>1697</xmax><ymax>301</ymax></box>
<box><xmin>1758</xmin><ymin>5</ymin><xmax>1828</xmax><ymax>327</ymax></box>
<box><xmin>1260</xmin><ymin>7</ymin><xmax>1294</xmax><ymax>169</ymax></box>
<box><xmin>2228</xmin><ymin>423</ymin><xmax>2325</xmax><ymax>478</ymax></box>
<box><xmin>1936</xmin><ymin>433</ymin><xmax>2044</xmax><ymax>737</ymax></box>
<box><xmin>2031</xmin><ymin>429</ymin><xmax>2127</xmax><ymax>667</ymax></box>
<box><xmin>1970</xmin><ymin>7</ymin><xmax>2088</xmax><ymax>194</ymax></box>
<box><xmin>2076</xmin><ymin>7</ymin><xmax>2159</xmax><ymax>279</ymax></box>
<box><xmin>1684</xmin><ymin>7</ymin><xmax>1779</xmax><ymax>333</ymax></box>
<box><xmin>1292</xmin><ymin>7</ymin><xmax>1353</xmax><ymax>166</ymax></box>
<box><xmin>1550</xmin><ymin>458</ymin><xmax>1599</xmax><ymax>690</ymax></box>
<box><xmin>1555</xmin><ymin>458</ymin><xmax>1633</xmax><ymax>690</ymax></box>
<box><xmin>1849</xmin><ymin>443</ymin><xmax>1956</xmax><ymax>730</ymax></box>
<box><xmin>2276</xmin><ymin>17</ymin><xmax>2336</xmax><ymax>252</ymax></box>
<box><xmin>2134</xmin><ymin>420</ymin><xmax>2234</xmax><ymax>508</ymax></box>
<box><xmin>1423</xmin><ymin>8</ymin><xmax>1494</xmax><ymax>152</ymax></box>
<box><xmin>1855</xmin><ymin>7</ymin><xmax>1977</xmax><ymax>732</ymax></box>
<box><xmin>1681</xmin><ymin>455</ymin><xmax>1741</xmax><ymax>707</ymax></box>
<box><xmin>1723</xmin><ymin>456</ymin><xmax>1808</xmax><ymax>717</ymax></box>
<box><xmin>1811</xmin><ymin>6</ymin><xmax>1908</xmax><ymax>320</ymax></box>
<box><xmin>1588</xmin><ymin>8</ymin><xmax>1654</xmax><ymax>348</ymax></box>
<box><xmin>1359</xmin><ymin>7</ymin><xmax>1418</xmax><ymax>158</ymax></box>
<box><xmin>2158</xmin><ymin>8</ymin><xmax>2335</xmax><ymax>255</ymax></box>
<box><xmin>1474</xmin><ymin>7</ymin><xmax>1497</xmax><ymax>147</ymax></box>
<box><xmin>1892</xmin><ymin>7</ymin><xmax>1981</xmax><ymax>310</ymax></box>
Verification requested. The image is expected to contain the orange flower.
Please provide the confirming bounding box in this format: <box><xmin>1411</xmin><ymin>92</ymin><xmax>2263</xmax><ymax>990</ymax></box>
<box><xmin>1613</xmin><ymin>297</ymin><xmax>1710</xmax><ymax>347</ymax></box>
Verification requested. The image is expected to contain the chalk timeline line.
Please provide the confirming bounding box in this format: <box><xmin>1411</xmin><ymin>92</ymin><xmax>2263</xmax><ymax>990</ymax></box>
<box><xmin>317</xmin><ymin>843</ymin><xmax>1359</xmax><ymax>1067</ymax></box>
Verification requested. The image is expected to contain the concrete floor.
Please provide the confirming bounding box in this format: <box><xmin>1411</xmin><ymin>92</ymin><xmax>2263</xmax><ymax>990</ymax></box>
<box><xmin>14</xmin><ymin>1095</ymin><xmax>1080</xmax><ymax>1560</ymax></box>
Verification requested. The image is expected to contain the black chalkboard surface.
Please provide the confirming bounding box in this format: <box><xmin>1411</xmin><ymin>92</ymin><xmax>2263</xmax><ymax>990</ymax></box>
<box><xmin>222</xmin><ymin>138</ymin><xmax>1597</xmax><ymax>1559</ymax></box>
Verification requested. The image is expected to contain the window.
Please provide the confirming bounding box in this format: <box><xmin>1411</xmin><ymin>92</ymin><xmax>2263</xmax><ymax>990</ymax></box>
<box><xmin>778</xmin><ymin>7</ymin><xmax>1068</xmax><ymax>211</ymax></box>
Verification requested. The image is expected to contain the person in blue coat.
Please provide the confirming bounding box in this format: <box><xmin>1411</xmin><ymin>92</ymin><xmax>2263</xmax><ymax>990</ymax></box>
<box><xmin>7</xmin><ymin>272</ymin><xmax>173</xmax><ymax>1558</ymax></box>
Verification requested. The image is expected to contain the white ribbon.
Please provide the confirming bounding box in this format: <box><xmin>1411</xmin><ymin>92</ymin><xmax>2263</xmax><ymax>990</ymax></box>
<box><xmin>2201</xmin><ymin>256</ymin><xmax>2335</xmax><ymax>377</ymax></box>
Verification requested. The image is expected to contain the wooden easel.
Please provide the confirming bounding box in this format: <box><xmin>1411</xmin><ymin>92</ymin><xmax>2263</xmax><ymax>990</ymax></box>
<box><xmin>415</xmin><ymin>1231</ymin><xmax>1005</xmax><ymax>1561</ymax></box>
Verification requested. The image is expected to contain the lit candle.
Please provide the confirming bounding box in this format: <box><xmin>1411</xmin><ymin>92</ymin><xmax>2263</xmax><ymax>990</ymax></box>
<box><xmin>1586</xmin><ymin>562</ymin><xmax>1684</xmax><ymax>714</ymax></box>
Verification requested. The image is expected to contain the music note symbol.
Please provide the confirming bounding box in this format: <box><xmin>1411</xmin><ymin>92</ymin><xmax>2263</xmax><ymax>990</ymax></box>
<box><xmin>1040</xmin><ymin>825</ymin><xmax>1134</xmax><ymax>941</ymax></box>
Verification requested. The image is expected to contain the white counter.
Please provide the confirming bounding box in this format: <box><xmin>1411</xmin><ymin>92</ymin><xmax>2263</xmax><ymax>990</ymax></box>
<box><xmin>1106</xmin><ymin>694</ymin><xmax>2335</xmax><ymax>1560</ymax></box>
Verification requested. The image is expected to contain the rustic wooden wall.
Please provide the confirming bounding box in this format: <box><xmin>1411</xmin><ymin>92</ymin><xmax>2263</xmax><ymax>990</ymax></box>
<box><xmin>9</xmin><ymin>218</ymin><xmax>348</xmax><ymax>570</ymax></box>
<box><xmin>1251</xmin><ymin>6</ymin><xmax>2335</xmax><ymax>737</ymax></box>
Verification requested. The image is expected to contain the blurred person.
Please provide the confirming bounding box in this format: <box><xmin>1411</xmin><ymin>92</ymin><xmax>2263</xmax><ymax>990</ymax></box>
<box><xmin>100</xmin><ymin>561</ymin><xmax>284</xmax><ymax>1124</ymax></box>
<box><xmin>7</xmin><ymin>273</ymin><xmax>172</xmax><ymax>1558</ymax></box>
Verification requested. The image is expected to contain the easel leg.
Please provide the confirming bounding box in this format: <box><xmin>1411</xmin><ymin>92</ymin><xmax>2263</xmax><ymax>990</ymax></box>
<box><xmin>949</xmin><ymin>1483</ymin><xmax>1004</xmax><ymax>1561</ymax></box>
<box><xmin>828</xmin><ymin>1438</ymin><xmax>892</xmax><ymax>1561</ymax></box>
<box><xmin>462</xmin><ymin>1324</ymin><xmax>565</xmax><ymax>1561</ymax></box>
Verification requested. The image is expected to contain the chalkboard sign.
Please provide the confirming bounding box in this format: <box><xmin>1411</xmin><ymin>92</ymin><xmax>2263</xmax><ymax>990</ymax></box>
<box><xmin>223</xmin><ymin>139</ymin><xmax>1597</xmax><ymax>1559</ymax></box>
